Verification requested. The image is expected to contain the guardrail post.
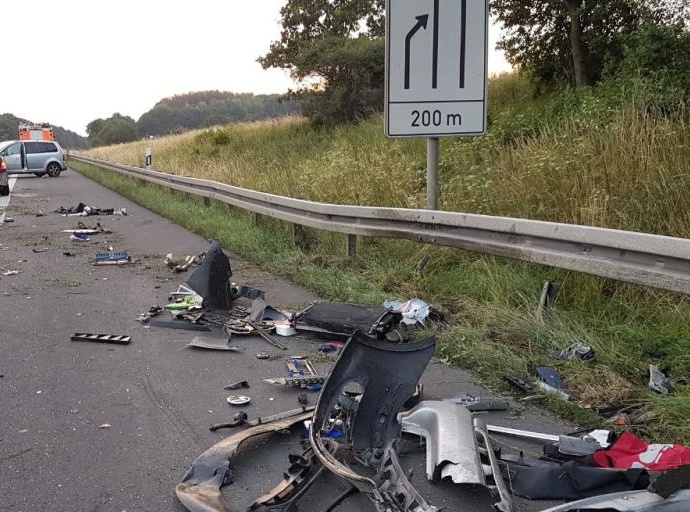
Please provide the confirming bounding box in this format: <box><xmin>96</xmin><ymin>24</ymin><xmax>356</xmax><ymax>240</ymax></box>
<box><xmin>203</xmin><ymin>196</ymin><xmax>211</xmax><ymax>207</ymax></box>
<box><xmin>347</xmin><ymin>234</ymin><xmax>357</xmax><ymax>258</ymax></box>
<box><xmin>293</xmin><ymin>224</ymin><xmax>311</xmax><ymax>251</ymax></box>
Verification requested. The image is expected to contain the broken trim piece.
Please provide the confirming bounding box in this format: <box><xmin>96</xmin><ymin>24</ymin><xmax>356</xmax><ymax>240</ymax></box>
<box><xmin>537</xmin><ymin>489</ymin><xmax>690</xmax><ymax>511</ymax></box>
<box><xmin>176</xmin><ymin>410</ymin><xmax>312</xmax><ymax>512</ymax></box>
<box><xmin>400</xmin><ymin>401</ymin><xmax>513</xmax><ymax>512</ymax></box>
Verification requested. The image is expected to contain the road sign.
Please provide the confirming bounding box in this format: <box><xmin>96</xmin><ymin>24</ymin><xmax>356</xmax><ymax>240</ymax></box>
<box><xmin>385</xmin><ymin>0</ymin><xmax>488</xmax><ymax>137</ymax></box>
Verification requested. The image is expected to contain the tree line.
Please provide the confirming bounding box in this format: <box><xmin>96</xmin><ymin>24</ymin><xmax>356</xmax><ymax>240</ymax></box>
<box><xmin>258</xmin><ymin>0</ymin><xmax>689</xmax><ymax>125</ymax></box>
<box><xmin>86</xmin><ymin>92</ymin><xmax>300</xmax><ymax>147</ymax></box>
<box><xmin>86</xmin><ymin>1</ymin><xmax>689</xmax><ymax>145</ymax></box>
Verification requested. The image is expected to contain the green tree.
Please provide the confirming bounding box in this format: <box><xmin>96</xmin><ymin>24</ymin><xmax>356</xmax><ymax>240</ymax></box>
<box><xmin>86</xmin><ymin>114</ymin><xmax>139</xmax><ymax>147</ymax></box>
<box><xmin>259</xmin><ymin>0</ymin><xmax>385</xmax><ymax>126</ymax></box>
<box><xmin>490</xmin><ymin>0</ymin><xmax>672</xmax><ymax>87</ymax></box>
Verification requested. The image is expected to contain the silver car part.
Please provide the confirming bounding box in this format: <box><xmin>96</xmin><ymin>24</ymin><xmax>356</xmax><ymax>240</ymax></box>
<box><xmin>401</xmin><ymin>401</ymin><xmax>513</xmax><ymax>511</ymax></box>
<box><xmin>538</xmin><ymin>489</ymin><xmax>690</xmax><ymax>511</ymax></box>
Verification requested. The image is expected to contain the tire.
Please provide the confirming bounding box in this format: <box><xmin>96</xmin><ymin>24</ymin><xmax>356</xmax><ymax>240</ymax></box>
<box><xmin>34</xmin><ymin>172</ymin><xmax>46</xmax><ymax>177</ymax></box>
<box><xmin>46</xmin><ymin>163</ymin><xmax>62</xmax><ymax>177</ymax></box>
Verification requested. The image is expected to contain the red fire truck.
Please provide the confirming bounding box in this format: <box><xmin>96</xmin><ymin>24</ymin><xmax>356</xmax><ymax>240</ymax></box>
<box><xmin>18</xmin><ymin>123</ymin><xmax>54</xmax><ymax>141</ymax></box>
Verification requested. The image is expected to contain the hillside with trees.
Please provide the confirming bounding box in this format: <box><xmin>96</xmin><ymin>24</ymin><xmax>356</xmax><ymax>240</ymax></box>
<box><xmin>136</xmin><ymin>91</ymin><xmax>300</xmax><ymax>137</ymax></box>
<box><xmin>0</xmin><ymin>113</ymin><xmax>88</xmax><ymax>148</ymax></box>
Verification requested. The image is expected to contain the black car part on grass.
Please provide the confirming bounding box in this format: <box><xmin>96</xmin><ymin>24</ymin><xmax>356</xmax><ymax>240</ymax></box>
<box><xmin>186</xmin><ymin>240</ymin><xmax>236</xmax><ymax>309</ymax></box>
<box><xmin>309</xmin><ymin>330</ymin><xmax>437</xmax><ymax>511</ymax></box>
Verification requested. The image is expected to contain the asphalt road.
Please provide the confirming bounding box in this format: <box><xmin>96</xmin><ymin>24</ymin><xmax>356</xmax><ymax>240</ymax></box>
<box><xmin>0</xmin><ymin>170</ymin><xmax>570</xmax><ymax>512</ymax></box>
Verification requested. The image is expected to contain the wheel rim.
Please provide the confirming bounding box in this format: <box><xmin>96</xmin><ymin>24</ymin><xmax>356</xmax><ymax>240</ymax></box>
<box><xmin>47</xmin><ymin>164</ymin><xmax>60</xmax><ymax>176</ymax></box>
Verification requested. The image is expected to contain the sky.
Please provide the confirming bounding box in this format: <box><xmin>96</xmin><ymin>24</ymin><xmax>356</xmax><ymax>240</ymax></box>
<box><xmin>1</xmin><ymin>1</ymin><xmax>510</xmax><ymax>136</ymax></box>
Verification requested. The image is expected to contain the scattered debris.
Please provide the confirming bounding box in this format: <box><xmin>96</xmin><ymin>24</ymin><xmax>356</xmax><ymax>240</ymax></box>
<box><xmin>185</xmin><ymin>240</ymin><xmax>235</xmax><ymax>309</ymax></box>
<box><xmin>383</xmin><ymin>297</ymin><xmax>430</xmax><ymax>326</ymax></box>
<box><xmin>448</xmin><ymin>395</ymin><xmax>510</xmax><ymax>412</ymax></box>
<box><xmin>165</xmin><ymin>252</ymin><xmax>204</xmax><ymax>272</ymax></box>
<box><xmin>92</xmin><ymin>251</ymin><xmax>132</xmax><ymax>265</ymax></box>
<box><xmin>55</xmin><ymin>203</ymin><xmax>126</xmax><ymax>216</ymax></box>
<box><xmin>316</xmin><ymin>342</ymin><xmax>342</xmax><ymax>353</ymax></box>
<box><xmin>226</xmin><ymin>395</ymin><xmax>251</xmax><ymax>406</ymax></box>
<box><xmin>3</xmin><ymin>217</ymin><xmax>14</xmax><ymax>223</ymax></box>
<box><xmin>536</xmin><ymin>366</ymin><xmax>570</xmax><ymax>400</ymax></box>
<box><xmin>186</xmin><ymin>339</ymin><xmax>241</xmax><ymax>351</ymax></box>
<box><xmin>70</xmin><ymin>333</ymin><xmax>132</xmax><ymax>345</ymax></box>
<box><xmin>98</xmin><ymin>423</ymin><xmax>112</xmax><ymax>429</ymax></box>
<box><xmin>553</xmin><ymin>342</ymin><xmax>595</xmax><ymax>361</ymax></box>
<box><xmin>63</xmin><ymin>252</ymin><xmax>76</xmax><ymax>257</ymax></box>
<box><xmin>223</xmin><ymin>380</ymin><xmax>249</xmax><ymax>390</ymax></box>
<box><xmin>255</xmin><ymin>352</ymin><xmax>270</xmax><ymax>359</ymax></box>
<box><xmin>31</xmin><ymin>248</ymin><xmax>49</xmax><ymax>253</ymax></box>
<box><xmin>648</xmin><ymin>364</ymin><xmax>670</xmax><ymax>394</ymax></box>
<box><xmin>1</xmin><ymin>270</ymin><xmax>20</xmax><ymax>276</ymax></box>
<box><xmin>149</xmin><ymin>319</ymin><xmax>211</xmax><ymax>332</ymax></box>
<box><xmin>136</xmin><ymin>305</ymin><xmax>163</xmax><ymax>323</ymax></box>
<box><xmin>69</xmin><ymin>232</ymin><xmax>90</xmax><ymax>242</ymax></box>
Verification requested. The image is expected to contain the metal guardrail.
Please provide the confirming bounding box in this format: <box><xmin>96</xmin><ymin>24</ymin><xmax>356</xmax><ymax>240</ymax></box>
<box><xmin>70</xmin><ymin>155</ymin><xmax>690</xmax><ymax>295</ymax></box>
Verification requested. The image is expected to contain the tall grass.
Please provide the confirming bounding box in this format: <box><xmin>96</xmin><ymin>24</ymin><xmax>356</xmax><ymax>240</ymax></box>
<box><xmin>75</xmin><ymin>72</ymin><xmax>690</xmax><ymax>443</ymax></box>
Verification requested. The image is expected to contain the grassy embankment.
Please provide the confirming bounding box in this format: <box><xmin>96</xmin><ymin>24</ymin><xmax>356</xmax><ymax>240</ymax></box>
<box><xmin>71</xmin><ymin>73</ymin><xmax>690</xmax><ymax>443</ymax></box>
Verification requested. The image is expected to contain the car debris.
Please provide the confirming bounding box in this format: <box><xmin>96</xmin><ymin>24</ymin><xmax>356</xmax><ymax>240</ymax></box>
<box><xmin>1</xmin><ymin>270</ymin><xmax>20</xmax><ymax>276</ymax></box>
<box><xmin>135</xmin><ymin>305</ymin><xmax>163</xmax><ymax>323</ymax></box>
<box><xmin>223</xmin><ymin>380</ymin><xmax>249</xmax><ymax>390</ymax></box>
<box><xmin>69</xmin><ymin>232</ymin><xmax>90</xmax><ymax>242</ymax></box>
<box><xmin>383</xmin><ymin>297</ymin><xmax>431</xmax><ymax>326</ymax></box>
<box><xmin>535</xmin><ymin>366</ymin><xmax>570</xmax><ymax>400</ymax></box>
<box><xmin>401</xmin><ymin>400</ymin><xmax>514</xmax><ymax>512</ymax></box>
<box><xmin>70</xmin><ymin>333</ymin><xmax>132</xmax><ymax>345</ymax></box>
<box><xmin>648</xmin><ymin>364</ymin><xmax>671</xmax><ymax>394</ymax></box>
<box><xmin>165</xmin><ymin>252</ymin><xmax>204</xmax><ymax>272</ymax></box>
<box><xmin>176</xmin><ymin>410</ymin><xmax>313</xmax><ymax>511</ymax></box>
<box><xmin>226</xmin><ymin>395</ymin><xmax>251</xmax><ymax>406</ymax></box>
<box><xmin>552</xmin><ymin>342</ymin><xmax>595</xmax><ymax>361</ymax></box>
<box><xmin>92</xmin><ymin>251</ymin><xmax>132</xmax><ymax>266</ymax></box>
<box><xmin>185</xmin><ymin>240</ymin><xmax>236</xmax><ymax>309</ymax></box>
<box><xmin>55</xmin><ymin>203</ymin><xmax>127</xmax><ymax>216</ymax></box>
<box><xmin>186</xmin><ymin>338</ymin><xmax>241</xmax><ymax>351</ymax></box>
<box><xmin>31</xmin><ymin>248</ymin><xmax>49</xmax><ymax>253</ymax></box>
<box><xmin>149</xmin><ymin>319</ymin><xmax>211</xmax><ymax>332</ymax></box>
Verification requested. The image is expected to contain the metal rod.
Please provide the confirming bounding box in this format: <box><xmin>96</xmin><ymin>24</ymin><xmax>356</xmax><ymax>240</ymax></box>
<box><xmin>427</xmin><ymin>137</ymin><xmax>439</xmax><ymax>210</ymax></box>
<box><xmin>486</xmin><ymin>424</ymin><xmax>559</xmax><ymax>442</ymax></box>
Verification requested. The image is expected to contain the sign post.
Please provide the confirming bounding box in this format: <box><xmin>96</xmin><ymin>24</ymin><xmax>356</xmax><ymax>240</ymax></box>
<box><xmin>385</xmin><ymin>0</ymin><xmax>488</xmax><ymax>209</ymax></box>
<box><xmin>145</xmin><ymin>147</ymin><xmax>152</xmax><ymax>170</ymax></box>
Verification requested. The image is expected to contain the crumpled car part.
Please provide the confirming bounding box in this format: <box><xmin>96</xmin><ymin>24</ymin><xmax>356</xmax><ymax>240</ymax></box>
<box><xmin>296</xmin><ymin>302</ymin><xmax>402</xmax><ymax>339</ymax></box>
<box><xmin>175</xmin><ymin>410</ymin><xmax>312</xmax><ymax>512</ymax></box>
<box><xmin>249</xmin><ymin>442</ymin><xmax>356</xmax><ymax>512</ymax></box>
<box><xmin>401</xmin><ymin>400</ymin><xmax>513</xmax><ymax>512</ymax></box>
<box><xmin>537</xmin><ymin>489</ymin><xmax>690</xmax><ymax>511</ymax></box>
<box><xmin>186</xmin><ymin>240</ymin><xmax>236</xmax><ymax>309</ymax></box>
<box><xmin>309</xmin><ymin>330</ymin><xmax>437</xmax><ymax>511</ymax></box>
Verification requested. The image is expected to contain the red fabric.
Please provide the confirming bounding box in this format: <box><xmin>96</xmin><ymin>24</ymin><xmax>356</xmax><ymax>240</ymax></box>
<box><xmin>593</xmin><ymin>431</ymin><xmax>690</xmax><ymax>470</ymax></box>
